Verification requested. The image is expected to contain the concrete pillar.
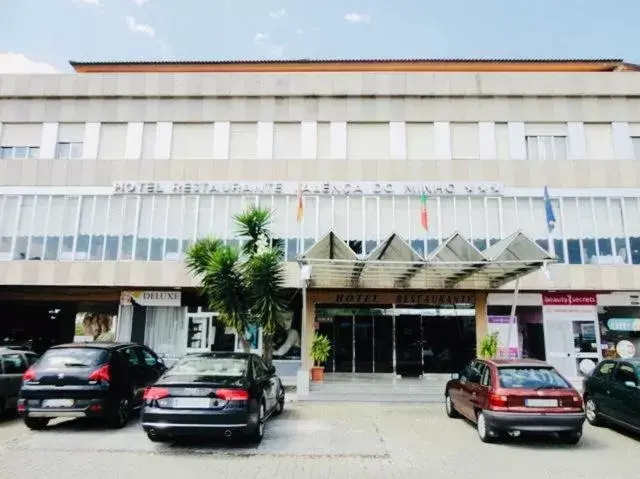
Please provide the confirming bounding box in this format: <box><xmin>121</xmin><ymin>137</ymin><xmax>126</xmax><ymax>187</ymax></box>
<box><xmin>475</xmin><ymin>291</ymin><xmax>488</xmax><ymax>356</ymax></box>
<box><xmin>302</xmin><ymin>292</ymin><xmax>316</xmax><ymax>370</ymax></box>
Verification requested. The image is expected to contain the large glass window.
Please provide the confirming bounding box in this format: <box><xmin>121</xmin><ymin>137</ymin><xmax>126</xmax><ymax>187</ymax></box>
<box><xmin>196</xmin><ymin>196</ymin><xmax>213</xmax><ymax>240</ymax></box>
<box><xmin>0</xmin><ymin>196</ymin><xmax>19</xmax><ymax>259</ymax></box>
<box><xmin>14</xmin><ymin>196</ymin><xmax>34</xmax><ymax>260</ymax></box>
<box><xmin>60</xmin><ymin>196</ymin><xmax>79</xmax><ymax>260</ymax></box>
<box><xmin>135</xmin><ymin>197</ymin><xmax>153</xmax><ymax>260</ymax></box>
<box><xmin>593</xmin><ymin>198</ymin><xmax>612</xmax><ymax>258</ymax></box>
<box><xmin>286</xmin><ymin>195</ymin><xmax>300</xmax><ymax>260</ymax></box>
<box><xmin>578</xmin><ymin>198</ymin><xmax>596</xmax><ymax>263</ymax></box>
<box><xmin>105</xmin><ymin>197</ymin><xmax>122</xmax><ymax>261</ymax></box>
<box><xmin>563</xmin><ymin>198</ymin><xmax>581</xmax><ymax>264</ymax></box>
<box><xmin>302</xmin><ymin>196</ymin><xmax>318</xmax><ymax>253</ymax></box>
<box><xmin>150</xmin><ymin>196</ymin><xmax>167</xmax><ymax>261</ymax></box>
<box><xmin>349</xmin><ymin>196</ymin><xmax>363</xmax><ymax>255</ymax></box>
<box><xmin>609</xmin><ymin>199</ymin><xmax>627</xmax><ymax>264</ymax></box>
<box><xmin>469</xmin><ymin>197</ymin><xmax>486</xmax><ymax>251</ymax></box>
<box><xmin>625</xmin><ymin>198</ymin><xmax>640</xmax><ymax>265</ymax></box>
<box><xmin>455</xmin><ymin>196</ymin><xmax>472</xmax><ymax>242</ymax></box>
<box><xmin>28</xmin><ymin>196</ymin><xmax>49</xmax><ymax>260</ymax></box>
<box><xmin>363</xmin><ymin>196</ymin><xmax>379</xmax><ymax>255</ymax></box>
<box><xmin>182</xmin><ymin>197</ymin><xmax>198</xmax><ymax>254</ymax></box>
<box><xmin>165</xmin><ymin>196</ymin><xmax>182</xmax><ymax>259</ymax></box>
<box><xmin>90</xmin><ymin>196</ymin><xmax>108</xmax><ymax>261</ymax></box>
<box><xmin>44</xmin><ymin>196</ymin><xmax>64</xmax><ymax>260</ymax></box>
<box><xmin>120</xmin><ymin>196</ymin><xmax>138</xmax><ymax>260</ymax></box>
<box><xmin>271</xmin><ymin>196</ymin><xmax>287</xmax><ymax>256</ymax></box>
<box><xmin>75</xmin><ymin>196</ymin><xmax>94</xmax><ymax>260</ymax></box>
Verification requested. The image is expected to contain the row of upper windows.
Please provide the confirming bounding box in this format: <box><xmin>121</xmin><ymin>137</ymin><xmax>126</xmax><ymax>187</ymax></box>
<box><xmin>1</xmin><ymin>121</ymin><xmax>640</xmax><ymax>161</ymax></box>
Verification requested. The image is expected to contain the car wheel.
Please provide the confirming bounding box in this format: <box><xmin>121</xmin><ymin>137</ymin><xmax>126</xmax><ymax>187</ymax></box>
<box><xmin>445</xmin><ymin>393</ymin><xmax>459</xmax><ymax>418</ymax></box>
<box><xmin>274</xmin><ymin>388</ymin><xmax>285</xmax><ymax>416</ymax></box>
<box><xmin>476</xmin><ymin>411</ymin><xmax>495</xmax><ymax>443</ymax></box>
<box><xmin>558</xmin><ymin>430</ymin><xmax>582</xmax><ymax>445</ymax></box>
<box><xmin>107</xmin><ymin>397</ymin><xmax>130</xmax><ymax>429</ymax></box>
<box><xmin>249</xmin><ymin>400</ymin><xmax>266</xmax><ymax>444</ymax></box>
<box><xmin>24</xmin><ymin>417</ymin><xmax>49</xmax><ymax>431</ymax></box>
<box><xmin>584</xmin><ymin>396</ymin><xmax>602</xmax><ymax>427</ymax></box>
<box><xmin>147</xmin><ymin>431</ymin><xmax>169</xmax><ymax>443</ymax></box>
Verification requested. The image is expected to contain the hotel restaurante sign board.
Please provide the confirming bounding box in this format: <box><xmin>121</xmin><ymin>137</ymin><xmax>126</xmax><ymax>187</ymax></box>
<box><xmin>321</xmin><ymin>292</ymin><xmax>476</xmax><ymax>306</ymax></box>
<box><xmin>113</xmin><ymin>181</ymin><xmax>503</xmax><ymax>197</ymax></box>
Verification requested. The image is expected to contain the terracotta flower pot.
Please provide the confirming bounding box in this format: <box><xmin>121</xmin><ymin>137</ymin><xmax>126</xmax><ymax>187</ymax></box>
<box><xmin>310</xmin><ymin>366</ymin><xmax>325</xmax><ymax>382</ymax></box>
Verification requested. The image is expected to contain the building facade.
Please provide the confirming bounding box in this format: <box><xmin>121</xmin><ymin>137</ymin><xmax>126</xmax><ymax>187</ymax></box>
<box><xmin>2</xmin><ymin>59</ymin><xmax>640</xmax><ymax>387</ymax></box>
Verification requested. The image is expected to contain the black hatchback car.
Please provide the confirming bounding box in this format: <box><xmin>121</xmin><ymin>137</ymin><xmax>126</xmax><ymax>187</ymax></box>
<box><xmin>583</xmin><ymin>358</ymin><xmax>640</xmax><ymax>434</ymax></box>
<box><xmin>19</xmin><ymin>342</ymin><xmax>167</xmax><ymax>430</ymax></box>
<box><xmin>141</xmin><ymin>352</ymin><xmax>285</xmax><ymax>444</ymax></box>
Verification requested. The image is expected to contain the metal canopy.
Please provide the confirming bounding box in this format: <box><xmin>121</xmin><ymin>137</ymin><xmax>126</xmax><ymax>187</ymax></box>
<box><xmin>482</xmin><ymin>230</ymin><xmax>555</xmax><ymax>288</ymax></box>
<box><xmin>299</xmin><ymin>230</ymin><xmax>554</xmax><ymax>290</ymax></box>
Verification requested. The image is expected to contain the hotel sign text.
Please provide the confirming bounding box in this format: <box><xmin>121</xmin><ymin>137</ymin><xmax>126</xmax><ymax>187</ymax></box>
<box><xmin>113</xmin><ymin>181</ymin><xmax>503</xmax><ymax>197</ymax></box>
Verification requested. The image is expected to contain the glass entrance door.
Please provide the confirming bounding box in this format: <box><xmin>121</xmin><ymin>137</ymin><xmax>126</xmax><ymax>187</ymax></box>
<box><xmin>334</xmin><ymin>316</ymin><xmax>354</xmax><ymax>372</ymax></box>
<box><xmin>544</xmin><ymin>307</ymin><xmax>601</xmax><ymax>380</ymax></box>
<box><xmin>374</xmin><ymin>315</ymin><xmax>394</xmax><ymax>373</ymax></box>
<box><xmin>354</xmin><ymin>317</ymin><xmax>373</xmax><ymax>372</ymax></box>
<box><xmin>395</xmin><ymin>314</ymin><xmax>422</xmax><ymax>377</ymax></box>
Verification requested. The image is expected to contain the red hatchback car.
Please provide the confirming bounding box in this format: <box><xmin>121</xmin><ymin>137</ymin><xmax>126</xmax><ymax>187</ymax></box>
<box><xmin>444</xmin><ymin>359</ymin><xmax>586</xmax><ymax>444</ymax></box>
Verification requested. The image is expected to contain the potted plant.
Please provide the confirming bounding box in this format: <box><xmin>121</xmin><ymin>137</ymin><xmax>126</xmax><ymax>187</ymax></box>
<box><xmin>479</xmin><ymin>332</ymin><xmax>499</xmax><ymax>359</ymax></box>
<box><xmin>310</xmin><ymin>334</ymin><xmax>331</xmax><ymax>382</ymax></box>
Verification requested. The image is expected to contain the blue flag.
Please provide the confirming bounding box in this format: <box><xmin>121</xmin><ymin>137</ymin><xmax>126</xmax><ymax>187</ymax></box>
<box><xmin>544</xmin><ymin>186</ymin><xmax>556</xmax><ymax>233</ymax></box>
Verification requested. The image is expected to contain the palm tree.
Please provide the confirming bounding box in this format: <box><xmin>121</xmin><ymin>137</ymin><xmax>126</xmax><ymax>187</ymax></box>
<box><xmin>185</xmin><ymin>205</ymin><xmax>288</xmax><ymax>364</ymax></box>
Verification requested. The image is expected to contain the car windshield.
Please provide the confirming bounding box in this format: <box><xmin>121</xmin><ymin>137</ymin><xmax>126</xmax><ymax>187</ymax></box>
<box><xmin>170</xmin><ymin>356</ymin><xmax>247</xmax><ymax>377</ymax></box>
<box><xmin>38</xmin><ymin>348</ymin><xmax>109</xmax><ymax>369</ymax></box>
<box><xmin>498</xmin><ymin>367</ymin><xmax>570</xmax><ymax>389</ymax></box>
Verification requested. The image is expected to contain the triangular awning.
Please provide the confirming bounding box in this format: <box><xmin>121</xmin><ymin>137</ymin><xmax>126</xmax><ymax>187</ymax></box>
<box><xmin>426</xmin><ymin>232</ymin><xmax>488</xmax><ymax>288</ymax></box>
<box><xmin>299</xmin><ymin>230</ymin><xmax>554</xmax><ymax>290</ymax></box>
<box><xmin>358</xmin><ymin>233</ymin><xmax>425</xmax><ymax>286</ymax></box>
<box><xmin>481</xmin><ymin>230</ymin><xmax>555</xmax><ymax>288</ymax></box>
<box><xmin>302</xmin><ymin>231</ymin><xmax>359</xmax><ymax>261</ymax></box>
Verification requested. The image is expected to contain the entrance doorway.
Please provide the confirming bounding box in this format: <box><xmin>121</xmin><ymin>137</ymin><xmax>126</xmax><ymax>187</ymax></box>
<box><xmin>317</xmin><ymin>309</ymin><xmax>394</xmax><ymax>374</ymax></box>
<box><xmin>316</xmin><ymin>305</ymin><xmax>475</xmax><ymax>376</ymax></box>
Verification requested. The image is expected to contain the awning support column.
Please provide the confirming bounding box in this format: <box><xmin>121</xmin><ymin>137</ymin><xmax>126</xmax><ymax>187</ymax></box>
<box><xmin>505</xmin><ymin>277</ymin><xmax>520</xmax><ymax>359</ymax></box>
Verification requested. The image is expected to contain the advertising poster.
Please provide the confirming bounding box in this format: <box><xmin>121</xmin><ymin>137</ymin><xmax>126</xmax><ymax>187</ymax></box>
<box><xmin>488</xmin><ymin>315</ymin><xmax>519</xmax><ymax>358</ymax></box>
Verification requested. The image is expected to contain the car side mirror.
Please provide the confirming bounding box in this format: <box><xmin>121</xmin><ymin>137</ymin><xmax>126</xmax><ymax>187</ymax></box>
<box><xmin>451</xmin><ymin>373</ymin><xmax>459</xmax><ymax>380</ymax></box>
<box><xmin>624</xmin><ymin>381</ymin><xmax>637</xmax><ymax>388</ymax></box>
<box><xmin>268</xmin><ymin>365</ymin><xmax>276</xmax><ymax>376</ymax></box>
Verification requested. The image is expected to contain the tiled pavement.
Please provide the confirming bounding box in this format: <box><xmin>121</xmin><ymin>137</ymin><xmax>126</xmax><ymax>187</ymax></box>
<box><xmin>0</xmin><ymin>403</ymin><xmax>639</xmax><ymax>478</ymax></box>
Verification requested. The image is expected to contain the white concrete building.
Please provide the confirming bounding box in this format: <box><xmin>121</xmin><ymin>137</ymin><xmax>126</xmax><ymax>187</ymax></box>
<box><xmin>1</xmin><ymin>59</ymin><xmax>640</xmax><ymax>388</ymax></box>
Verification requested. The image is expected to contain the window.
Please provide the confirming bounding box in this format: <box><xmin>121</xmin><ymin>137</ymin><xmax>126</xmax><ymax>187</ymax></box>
<box><xmin>498</xmin><ymin>367</ymin><xmax>571</xmax><ymax>389</ymax></box>
<box><xmin>612</xmin><ymin>363</ymin><xmax>638</xmax><ymax>386</ymax></box>
<box><xmin>253</xmin><ymin>356</ymin><xmax>269</xmax><ymax>379</ymax></box>
<box><xmin>0</xmin><ymin>146</ymin><xmax>39</xmax><ymax>159</ymax></box>
<box><xmin>121</xmin><ymin>347</ymin><xmax>142</xmax><ymax>367</ymax></box>
<box><xmin>593</xmin><ymin>361</ymin><xmax>615</xmax><ymax>378</ymax></box>
<box><xmin>526</xmin><ymin>136</ymin><xmax>567</xmax><ymax>161</ymax></box>
<box><xmin>464</xmin><ymin>361</ymin><xmax>483</xmax><ymax>383</ymax></box>
<box><xmin>38</xmin><ymin>348</ymin><xmax>109</xmax><ymax>368</ymax></box>
<box><xmin>1</xmin><ymin>353</ymin><xmax>28</xmax><ymax>374</ymax></box>
<box><xmin>25</xmin><ymin>353</ymin><xmax>38</xmax><ymax>366</ymax></box>
<box><xmin>139</xmin><ymin>348</ymin><xmax>158</xmax><ymax>367</ymax></box>
<box><xmin>480</xmin><ymin>364</ymin><xmax>491</xmax><ymax>386</ymax></box>
<box><xmin>168</xmin><ymin>354</ymin><xmax>248</xmax><ymax>378</ymax></box>
<box><xmin>633</xmin><ymin>137</ymin><xmax>640</xmax><ymax>161</ymax></box>
<box><xmin>55</xmin><ymin>142</ymin><xmax>83</xmax><ymax>159</ymax></box>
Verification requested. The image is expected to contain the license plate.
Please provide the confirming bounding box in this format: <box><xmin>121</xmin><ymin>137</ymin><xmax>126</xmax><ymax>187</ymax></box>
<box><xmin>525</xmin><ymin>398</ymin><xmax>558</xmax><ymax>407</ymax></box>
<box><xmin>173</xmin><ymin>397</ymin><xmax>211</xmax><ymax>409</ymax></box>
<box><xmin>42</xmin><ymin>399</ymin><xmax>74</xmax><ymax>408</ymax></box>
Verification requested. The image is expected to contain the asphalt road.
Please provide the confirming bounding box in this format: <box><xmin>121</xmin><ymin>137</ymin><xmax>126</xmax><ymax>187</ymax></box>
<box><xmin>0</xmin><ymin>403</ymin><xmax>638</xmax><ymax>479</ymax></box>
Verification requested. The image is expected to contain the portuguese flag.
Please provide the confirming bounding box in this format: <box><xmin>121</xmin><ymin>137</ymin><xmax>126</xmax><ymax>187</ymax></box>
<box><xmin>420</xmin><ymin>193</ymin><xmax>429</xmax><ymax>231</ymax></box>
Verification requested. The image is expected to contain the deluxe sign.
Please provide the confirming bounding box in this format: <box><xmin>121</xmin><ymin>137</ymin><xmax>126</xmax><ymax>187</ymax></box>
<box><xmin>112</xmin><ymin>181</ymin><xmax>503</xmax><ymax>197</ymax></box>
<box><xmin>120</xmin><ymin>290</ymin><xmax>182</xmax><ymax>307</ymax></box>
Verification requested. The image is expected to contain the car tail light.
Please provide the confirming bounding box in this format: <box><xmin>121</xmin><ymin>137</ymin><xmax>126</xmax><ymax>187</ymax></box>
<box><xmin>488</xmin><ymin>392</ymin><xmax>508</xmax><ymax>409</ymax></box>
<box><xmin>88</xmin><ymin>364</ymin><xmax>110</xmax><ymax>383</ymax></box>
<box><xmin>572</xmin><ymin>395</ymin><xmax>583</xmax><ymax>408</ymax></box>
<box><xmin>216</xmin><ymin>389</ymin><xmax>249</xmax><ymax>401</ymax></box>
<box><xmin>23</xmin><ymin>367</ymin><xmax>36</xmax><ymax>382</ymax></box>
<box><xmin>143</xmin><ymin>387</ymin><xmax>169</xmax><ymax>401</ymax></box>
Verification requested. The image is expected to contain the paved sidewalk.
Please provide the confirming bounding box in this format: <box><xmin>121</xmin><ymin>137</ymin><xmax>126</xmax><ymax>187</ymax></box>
<box><xmin>1</xmin><ymin>403</ymin><xmax>639</xmax><ymax>479</ymax></box>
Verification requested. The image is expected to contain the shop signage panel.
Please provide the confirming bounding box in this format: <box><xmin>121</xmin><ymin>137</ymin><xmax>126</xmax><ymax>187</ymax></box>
<box><xmin>120</xmin><ymin>290</ymin><xmax>182</xmax><ymax>307</ymax></box>
<box><xmin>607</xmin><ymin>318</ymin><xmax>640</xmax><ymax>332</ymax></box>
<box><xmin>112</xmin><ymin>181</ymin><xmax>504</xmax><ymax>197</ymax></box>
<box><xmin>327</xmin><ymin>291</ymin><xmax>476</xmax><ymax>305</ymax></box>
<box><xmin>542</xmin><ymin>292</ymin><xmax>597</xmax><ymax>306</ymax></box>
